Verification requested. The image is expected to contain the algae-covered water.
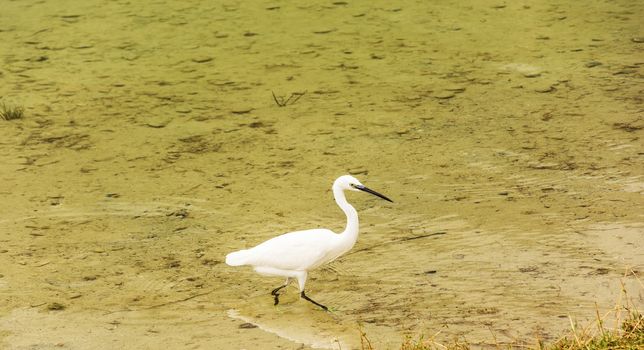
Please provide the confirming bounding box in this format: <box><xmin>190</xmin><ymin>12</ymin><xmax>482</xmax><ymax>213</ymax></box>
<box><xmin>1</xmin><ymin>0</ymin><xmax>642</xmax><ymax>349</ymax></box>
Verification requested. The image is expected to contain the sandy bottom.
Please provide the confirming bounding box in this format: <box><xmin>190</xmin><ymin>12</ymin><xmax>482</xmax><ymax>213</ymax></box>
<box><xmin>1</xmin><ymin>0</ymin><xmax>642</xmax><ymax>349</ymax></box>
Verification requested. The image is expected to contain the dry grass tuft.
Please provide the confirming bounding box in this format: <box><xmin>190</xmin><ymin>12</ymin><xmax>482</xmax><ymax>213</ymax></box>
<box><xmin>0</xmin><ymin>102</ymin><xmax>25</xmax><ymax>120</ymax></box>
<box><xmin>549</xmin><ymin>312</ymin><xmax>642</xmax><ymax>350</ymax></box>
<box><xmin>548</xmin><ymin>276</ymin><xmax>642</xmax><ymax>350</ymax></box>
<box><xmin>361</xmin><ymin>269</ymin><xmax>642</xmax><ymax>350</ymax></box>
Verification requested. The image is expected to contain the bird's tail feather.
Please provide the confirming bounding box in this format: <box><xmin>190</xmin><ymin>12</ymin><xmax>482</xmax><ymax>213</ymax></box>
<box><xmin>225</xmin><ymin>250</ymin><xmax>250</xmax><ymax>266</ymax></box>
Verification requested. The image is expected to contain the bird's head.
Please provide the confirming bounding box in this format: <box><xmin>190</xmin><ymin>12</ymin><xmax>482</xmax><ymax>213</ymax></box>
<box><xmin>335</xmin><ymin>175</ymin><xmax>363</xmax><ymax>191</ymax></box>
<box><xmin>334</xmin><ymin>175</ymin><xmax>393</xmax><ymax>202</ymax></box>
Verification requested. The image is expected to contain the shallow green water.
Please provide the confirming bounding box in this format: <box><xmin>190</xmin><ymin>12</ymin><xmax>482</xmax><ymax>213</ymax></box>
<box><xmin>1</xmin><ymin>0</ymin><xmax>642</xmax><ymax>348</ymax></box>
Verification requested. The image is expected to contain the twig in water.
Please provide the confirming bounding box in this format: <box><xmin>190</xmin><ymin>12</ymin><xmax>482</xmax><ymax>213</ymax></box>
<box><xmin>271</xmin><ymin>90</ymin><xmax>306</xmax><ymax>107</ymax></box>
<box><xmin>103</xmin><ymin>289</ymin><xmax>215</xmax><ymax>315</ymax></box>
<box><xmin>347</xmin><ymin>231</ymin><xmax>447</xmax><ymax>256</ymax></box>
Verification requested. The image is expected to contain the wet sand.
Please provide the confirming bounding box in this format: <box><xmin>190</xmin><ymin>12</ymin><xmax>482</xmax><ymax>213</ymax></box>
<box><xmin>1</xmin><ymin>0</ymin><xmax>642</xmax><ymax>349</ymax></box>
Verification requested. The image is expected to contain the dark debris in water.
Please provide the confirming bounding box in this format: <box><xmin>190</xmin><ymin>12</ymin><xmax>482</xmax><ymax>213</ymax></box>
<box><xmin>167</xmin><ymin>208</ymin><xmax>189</xmax><ymax>219</ymax></box>
<box><xmin>165</xmin><ymin>259</ymin><xmax>181</xmax><ymax>269</ymax></box>
<box><xmin>613</xmin><ymin>120</ymin><xmax>643</xmax><ymax>132</ymax></box>
<box><xmin>47</xmin><ymin>302</ymin><xmax>66</xmax><ymax>311</ymax></box>
<box><xmin>588</xmin><ymin>267</ymin><xmax>611</xmax><ymax>275</ymax></box>
<box><xmin>239</xmin><ymin>322</ymin><xmax>258</xmax><ymax>329</ymax></box>
<box><xmin>519</xmin><ymin>266</ymin><xmax>539</xmax><ymax>273</ymax></box>
<box><xmin>585</xmin><ymin>61</ymin><xmax>602</xmax><ymax>68</ymax></box>
<box><xmin>201</xmin><ymin>259</ymin><xmax>221</xmax><ymax>266</ymax></box>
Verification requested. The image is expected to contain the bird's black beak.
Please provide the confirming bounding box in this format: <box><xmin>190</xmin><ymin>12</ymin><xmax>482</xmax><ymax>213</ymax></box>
<box><xmin>355</xmin><ymin>185</ymin><xmax>393</xmax><ymax>203</ymax></box>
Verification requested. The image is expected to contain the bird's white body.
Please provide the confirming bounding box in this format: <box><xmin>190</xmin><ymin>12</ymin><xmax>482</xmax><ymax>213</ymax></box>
<box><xmin>226</xmin><ymin>228</ymin><xmax>351</xmax><ymax>271</ymax></box>
<box><xmin>225</xmin><ymin>175</ymin><xmax>391</xmax><ymax>309</ymax></box>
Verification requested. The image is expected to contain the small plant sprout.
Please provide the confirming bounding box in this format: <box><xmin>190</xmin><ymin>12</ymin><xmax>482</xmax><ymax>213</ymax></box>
<box><xmin>0</xmin><ymin>102</ymin><xmax>25</xmax><ymax>121</ymax></box>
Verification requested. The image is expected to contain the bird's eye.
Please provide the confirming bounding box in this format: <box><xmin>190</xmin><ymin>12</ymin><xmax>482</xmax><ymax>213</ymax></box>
<box><xmin>350</xmin><ymin>183</ymin><xmax>356</xmax><ymax>188</ymax></box>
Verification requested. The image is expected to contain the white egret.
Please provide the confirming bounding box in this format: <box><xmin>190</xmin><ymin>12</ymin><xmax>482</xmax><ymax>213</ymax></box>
<box><xmin>225</xmin><ymin>175</ymin><xmax>393</xmax><ymax>310</ymax></box>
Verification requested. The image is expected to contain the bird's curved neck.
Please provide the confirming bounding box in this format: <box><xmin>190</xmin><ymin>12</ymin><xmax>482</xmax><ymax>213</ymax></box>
<box><xmin>333</xmin><ymin>186</ymin><xmax>359</xmax><ymax>244</ymax></box>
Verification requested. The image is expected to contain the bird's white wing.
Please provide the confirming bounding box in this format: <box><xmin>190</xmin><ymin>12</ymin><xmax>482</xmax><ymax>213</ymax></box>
<box><xmin>243</xmin><ymin>229</ymin><xmax>339</xmax><ymax>271</ymax></box>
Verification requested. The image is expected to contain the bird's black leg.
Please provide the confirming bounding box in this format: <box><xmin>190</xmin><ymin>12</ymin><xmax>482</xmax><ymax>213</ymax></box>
<box><xmin>271</xmin><ymin>283</ymin><xmax>289</xmax><ymax>306</ymax></box>
<box><xmin>301</xmin><ymin>291</ymin><xmax>328</xmax><ymax>311</ymax></box>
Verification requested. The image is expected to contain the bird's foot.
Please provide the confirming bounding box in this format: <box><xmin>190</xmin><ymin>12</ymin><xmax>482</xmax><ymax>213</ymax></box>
<box><xmin>301</xmin><ymin>291</ymin><xmax>328</xmax><ymax>311</ymax></box>
<box><xmin>271</xmin><ymin>284</ymin><xmax>288</xmax><ymax>306</ymax></box>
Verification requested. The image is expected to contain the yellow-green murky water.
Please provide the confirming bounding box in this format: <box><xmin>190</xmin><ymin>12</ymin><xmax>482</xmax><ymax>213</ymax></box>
<box><xmin>1</xmin><ymin>0</ymin><xmax>642</xmax><ymax>349</ymax></box>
